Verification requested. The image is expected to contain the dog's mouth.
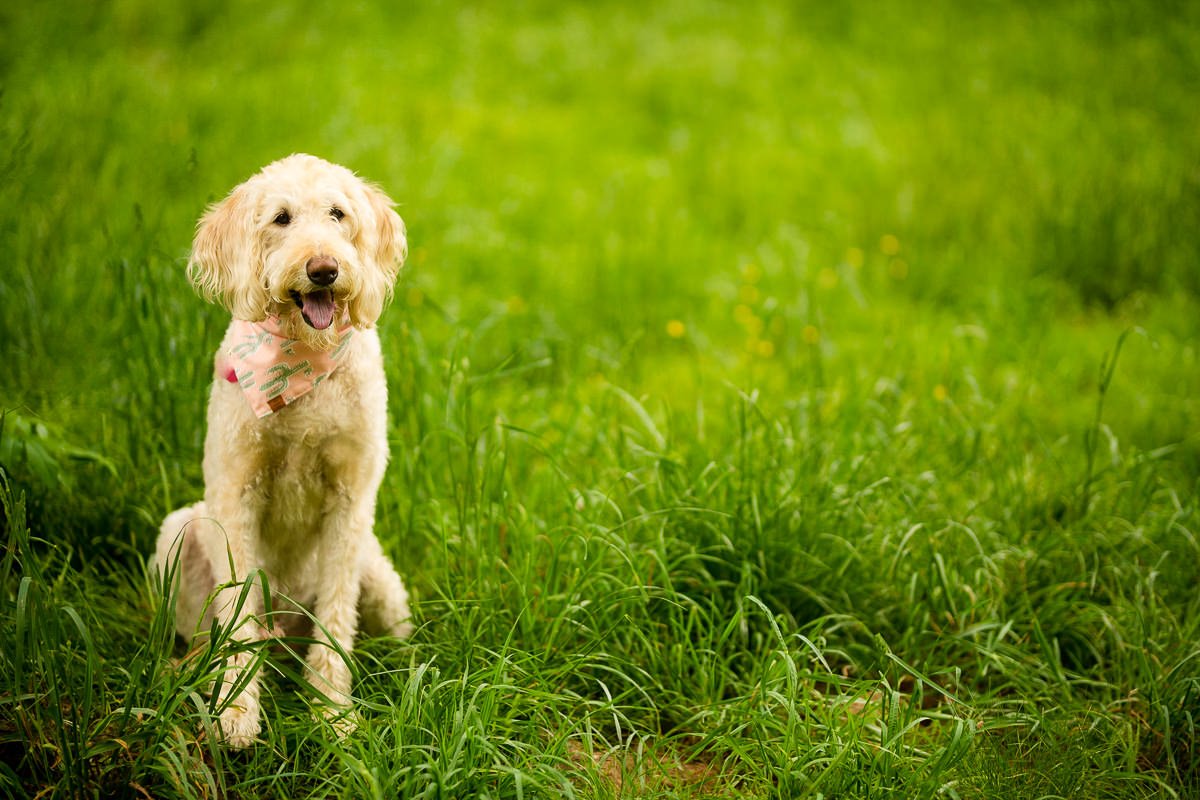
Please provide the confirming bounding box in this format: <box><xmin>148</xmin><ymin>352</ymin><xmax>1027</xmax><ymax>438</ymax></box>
<box><xmin>289</xmin><ymin>289</ymin><xmax>337</xmax><ymax>330</ymax></box>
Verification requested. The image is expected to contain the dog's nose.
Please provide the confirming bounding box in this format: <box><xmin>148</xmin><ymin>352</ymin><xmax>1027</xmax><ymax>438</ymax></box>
<box><xmin>306</xmin><ymin>256</ymin><xmax>339</xmax><ymax>286</ymax></box>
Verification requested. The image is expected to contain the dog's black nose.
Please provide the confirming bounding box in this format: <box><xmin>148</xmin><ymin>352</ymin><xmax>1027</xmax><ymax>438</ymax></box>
<box><xmin>306</xmin><ymin>255</ymin><xmax>339</xmax><ymax>286</ymax></box>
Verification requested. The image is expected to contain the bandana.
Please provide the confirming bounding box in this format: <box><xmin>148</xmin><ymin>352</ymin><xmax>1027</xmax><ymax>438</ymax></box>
<box><xmin>215</xmin><ymin>317</ymin><xmax>355</xmax><ymax>417</ymax></box>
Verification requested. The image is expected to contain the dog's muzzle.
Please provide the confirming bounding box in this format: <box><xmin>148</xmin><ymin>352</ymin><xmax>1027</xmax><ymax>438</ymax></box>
<box><xmin>287</xmin><ymin>256</ymin><xmax>341</xmax><ymax>329</ymax></box>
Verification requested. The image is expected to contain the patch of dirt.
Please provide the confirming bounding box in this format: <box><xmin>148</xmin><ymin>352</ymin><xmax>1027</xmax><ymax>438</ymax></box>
<box><xmin>566</xmin><ymin>738</ymin><xmax>733</xmax><ymax>796</ymax></box>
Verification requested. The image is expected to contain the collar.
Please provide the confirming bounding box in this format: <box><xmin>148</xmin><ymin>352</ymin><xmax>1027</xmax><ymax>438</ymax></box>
<box><xmin>216</xmin><ymin>317</ymin><xmax>355</xmax><ymax>418</ymax></box>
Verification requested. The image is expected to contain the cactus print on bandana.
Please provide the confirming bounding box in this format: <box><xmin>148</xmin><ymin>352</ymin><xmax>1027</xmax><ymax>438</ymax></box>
<box><xmin>216</xmin><ymin>317</ymin><xmax>355</xmax><ymax>417</ymax></box>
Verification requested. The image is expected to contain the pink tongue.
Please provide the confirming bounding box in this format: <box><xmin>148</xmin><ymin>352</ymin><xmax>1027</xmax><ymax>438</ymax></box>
<box><xmin>300</xmin><ymin>290</ymin><xmax>336</xmax><ymax>330</ymax></box>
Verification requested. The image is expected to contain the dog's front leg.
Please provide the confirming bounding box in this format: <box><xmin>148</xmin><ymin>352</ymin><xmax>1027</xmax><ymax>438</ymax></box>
<box><xmin>304</xmin><ymin>499</ymin><xmax>369</xmax><ymax>732</ymax></box>
<box><xmin>204</xmin><ymin>494</ymin><xmax>270</xmax><ymax>748</ymax></box>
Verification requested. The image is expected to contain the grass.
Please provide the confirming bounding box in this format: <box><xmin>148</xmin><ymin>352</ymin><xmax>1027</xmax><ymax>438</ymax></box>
<box><xmin>2</xmin><ymin>0</ymin><xmax>1199</xmax><ymax>797</ymax></box>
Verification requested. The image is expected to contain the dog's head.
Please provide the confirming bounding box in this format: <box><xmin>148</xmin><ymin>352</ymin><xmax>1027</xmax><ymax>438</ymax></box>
<box><xmin>188</xmin><ymin>153</ymin><xmax>407</xmax><ymax>350</ymax></box>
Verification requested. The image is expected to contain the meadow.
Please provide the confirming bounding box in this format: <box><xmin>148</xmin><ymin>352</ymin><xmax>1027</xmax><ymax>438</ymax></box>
<box><xmin>2</xmin><ymin>0</ymin><xmax>1199</xmax><ymax>797</ymax></box>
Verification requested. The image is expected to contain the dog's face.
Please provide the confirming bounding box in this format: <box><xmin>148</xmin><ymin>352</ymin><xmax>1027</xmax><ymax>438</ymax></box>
<box><xmin>188</xmin><ymin>154</ymin><xmax>407</xmax><ymax>350</ymax></box>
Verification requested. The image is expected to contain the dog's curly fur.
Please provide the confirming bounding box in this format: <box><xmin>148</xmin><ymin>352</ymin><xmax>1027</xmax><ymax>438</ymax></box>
<box><xmin>155</xmin><ymin>154</ymin><xmax>412</xmax><ymax>747</ymax></box>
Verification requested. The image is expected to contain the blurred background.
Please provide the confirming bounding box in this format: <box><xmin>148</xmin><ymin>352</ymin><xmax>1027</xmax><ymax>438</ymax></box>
<box><xmin>3</xmin><ymin>0</ymin><xmax>1199</xmax><ymax>601</ymax></box>
<box><xmin>1</xmin><ymin>0</ymin><xmax>1198</xmax><ymax>597</ymax></box>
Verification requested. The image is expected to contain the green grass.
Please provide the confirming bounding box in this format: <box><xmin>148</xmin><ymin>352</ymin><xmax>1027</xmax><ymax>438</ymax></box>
<box><xmin>2</xmin><ymin>0</ymin><xmax>1200</xmax><ymax>797</ymax></box>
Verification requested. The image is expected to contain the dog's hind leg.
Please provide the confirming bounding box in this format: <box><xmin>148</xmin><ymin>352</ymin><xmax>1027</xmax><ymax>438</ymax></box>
<box><xmin>358</xmin><ymin>535</ymin><xmax>413</xmax><ymax>640</ymax></box>
<box><xmin>156</xmin><ymin>503</ymin><xmax>219</xmax><ymax>643</ymax></box>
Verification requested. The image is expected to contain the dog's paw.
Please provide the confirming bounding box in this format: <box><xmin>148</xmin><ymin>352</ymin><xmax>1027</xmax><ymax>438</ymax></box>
<box><xmin>218</xmin><ymin>704</ymin><xmax>261</xmax><ymax>748</ymax></box>
<box><xmin>322</xmin><ymin>704</ymin><xmax>361</xmax><ymax>739</ymax></box>
<box><xmin>387</xmin><ymin>619</ymin><xmax>415</xmax><ymax>639</ymax></box>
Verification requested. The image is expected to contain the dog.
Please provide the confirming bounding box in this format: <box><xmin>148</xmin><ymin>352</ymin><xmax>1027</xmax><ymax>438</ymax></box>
<box><xmin>154</xmin><ymin>154</ymin><xmax>413</xmax><ymax>747</ymax></box>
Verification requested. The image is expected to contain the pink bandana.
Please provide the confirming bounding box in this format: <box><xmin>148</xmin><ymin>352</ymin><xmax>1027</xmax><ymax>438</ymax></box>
<box><xmin>215</xmin><ymin>318</ymin><xmax>355</xmax><ymax>417</ymax></box>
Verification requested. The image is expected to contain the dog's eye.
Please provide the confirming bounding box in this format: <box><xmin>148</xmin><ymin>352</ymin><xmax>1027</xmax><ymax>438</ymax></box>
<box><xmin>273</xmin><ymin>210</ymin><xmax>291</xmax><ymax>226</ymax></box>
<box><xmin>329</xmin><ymin>207</ymin><xmax>345</xmax><ymax>222</ymax></box>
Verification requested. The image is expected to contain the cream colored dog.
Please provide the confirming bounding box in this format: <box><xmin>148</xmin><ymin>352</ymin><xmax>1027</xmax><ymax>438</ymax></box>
<box><xmin>155</xmin><ymin>154</ymin><xmax>412</xmax><ymax>747</ymax></box>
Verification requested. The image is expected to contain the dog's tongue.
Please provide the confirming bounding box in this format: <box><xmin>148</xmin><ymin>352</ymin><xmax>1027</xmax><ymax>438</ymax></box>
<box><xmin>299</xmin><ymin>290</ymin><xmax>336</xmax><ymax>330</ymax></box>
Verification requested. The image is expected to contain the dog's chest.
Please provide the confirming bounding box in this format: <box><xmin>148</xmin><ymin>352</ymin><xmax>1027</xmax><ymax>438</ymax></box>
<box><xmin>256</xmin><ymin>404</ymin><xmax>357</xmax><ymax>514</ymax></box>
<box><xmin>248</xmin><ymin>429</ymin><xmax>361</xmax><ymax>595</ymax></box>
<box><xmin>248</xmin><ymin>367</ymin><xmax>382</xmax><ymax>553</ymax></box>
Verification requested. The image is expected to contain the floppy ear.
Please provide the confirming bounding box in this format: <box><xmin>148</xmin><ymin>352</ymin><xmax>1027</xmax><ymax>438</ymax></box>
<box><xmin>345</xmin><ymin>184</ymin><xmax>408</xmax><ymax>329</ymax></box>
<box><xmin>364</xmin><ymin>183</ymin><xmax>407</xmax><ymax>279</ymax></box>
<box><xmin>187</xmin><ymin>184</ymin><xmax>268</xmax><ymax>320</ymax></box>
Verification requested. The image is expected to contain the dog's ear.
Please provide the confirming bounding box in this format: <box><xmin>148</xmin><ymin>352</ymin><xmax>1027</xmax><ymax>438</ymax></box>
<box><xmin>187</xmin><ymin>184</ymin><xmax>268</xmax><ymax>320</ymax></box>
<box><xmin>345</xmin><ymin>184</ymin><xmax>407</xmax><ymax>329</ymax></box>
<box><xmin>364</xmin><ymin>184</ymin><xmax>407</xmax><ymax>279</ymax></box>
